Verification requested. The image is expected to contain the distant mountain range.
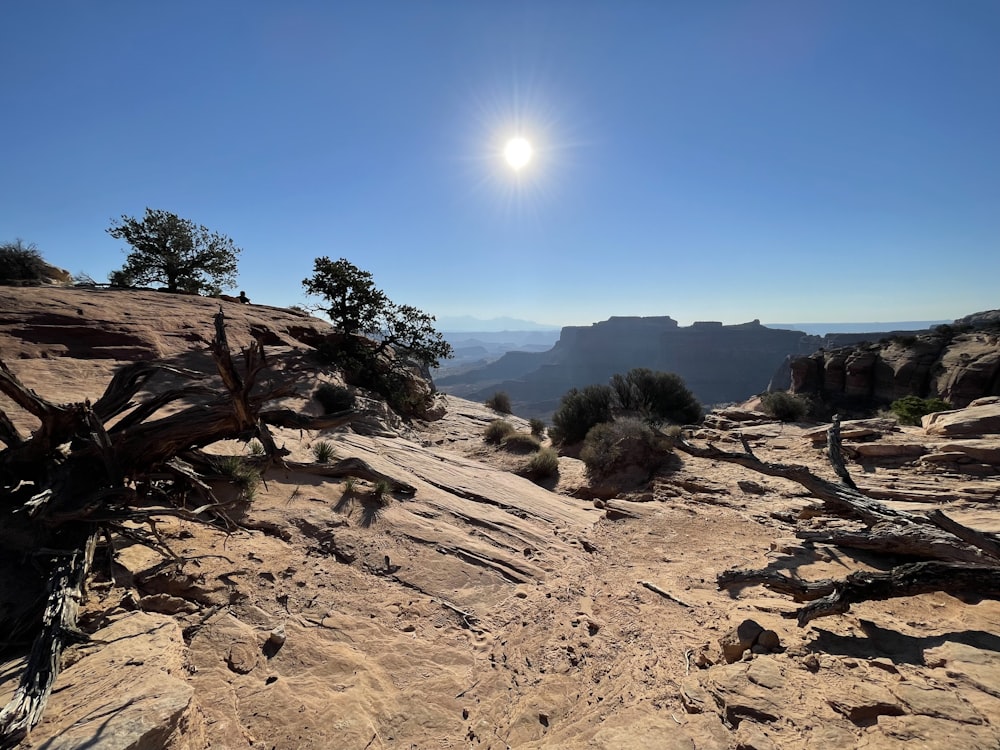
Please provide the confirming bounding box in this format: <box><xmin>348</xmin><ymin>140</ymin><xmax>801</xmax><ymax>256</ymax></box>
<box><xmin>436</xmin><ymin>315</ymin><xmax>559</xmax><ymax>332</ymax></box>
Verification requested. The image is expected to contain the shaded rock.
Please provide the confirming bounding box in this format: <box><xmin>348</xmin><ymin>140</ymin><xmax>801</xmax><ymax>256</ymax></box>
<box><xmin>721</xmin><ymin>619</ymin><xmax>764</xmax><ymax>664</ymax></box>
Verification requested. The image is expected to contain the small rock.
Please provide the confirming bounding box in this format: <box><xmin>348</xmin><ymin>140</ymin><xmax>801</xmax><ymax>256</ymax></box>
<box><xmin>803</xmin><ymin>654</ymin><xmax>820</xmax><ymax>672</ymax></box>
<box><xmin>738</xmin><ymin>480</ymin><xmax>766</xmax><ymax>495</ymax></box>
<box><xmin>267</xmin><ymin>624</ymin><xmax>286</xmax><ymax>648</ymax></box>
<box><xmin>720</xmin><ymin>619</ymin><xmax>764</xmax><ymax>664</ymax></box>
<box><xmin>756</xmin><ymin>629</ymin><xmax>781</xmax><ymax>651</ymax></box>
<box><xmin>227</xmin><ymin>641</ymin><xmax>259</xmax><ymax>674</ymax></box>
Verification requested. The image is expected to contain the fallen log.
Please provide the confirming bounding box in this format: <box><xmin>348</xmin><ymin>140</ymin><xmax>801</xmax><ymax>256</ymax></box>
<box><xmin>674</xmin><ymin>416</ymin><xmax>1000</xmax><ymax>625</ymax></box>
<box><xmin>0</xmin><ymin>309</ymin><xmax>419</xmax><ymax>744</ymax></box>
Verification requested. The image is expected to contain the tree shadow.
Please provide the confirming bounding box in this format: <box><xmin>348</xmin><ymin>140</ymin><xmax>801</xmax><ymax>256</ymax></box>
<box><xmin>806</xmin><ymin>619</ymin><xmax>1000</xmax><ymax>665</ymax></box>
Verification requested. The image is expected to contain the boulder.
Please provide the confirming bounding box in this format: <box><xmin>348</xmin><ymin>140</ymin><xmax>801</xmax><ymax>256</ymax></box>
<box><xmin>923</xmin><ymin>403</ymin><xmax>1000</xmax><ymax>436</ymax></box>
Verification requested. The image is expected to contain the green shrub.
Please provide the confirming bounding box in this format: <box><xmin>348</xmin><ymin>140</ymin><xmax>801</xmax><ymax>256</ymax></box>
<box><xmin>213</xmin><ymin>455</ymin><xmax>262</xmax><ymax>500</ymax></box>
<box><xmin>312</xmin><ymin>440</ymin><xmax>336</xmax><ymax>463</ymax></box>
<box><xmin>524</xmin><ymin>447</ymin><xmax>559</xmax><ymax>479</ymax></box>
<box><xmin>890</xmin><ymin>396</ymin><xmax>952</xmax><ymax>426</ymax></box>
<box><xmin>501</xmin><ymin>432</ymin><xmax>541</xmax><ymax>453</ymax></box>
<box><xmin>0</xmin><ymin>240</ymin><xmax>48</xmax><ymax>285</ymax></box>
<box><xmin>314</xmin><ymin>383</ymin><xmax>355</xmax><ymax>414</ymax></box>
<box><xmin>486</xmin><ymin>391</ymin><xmax>513</xmax><ymax>414</ymax></box>
<box><xmin>371</xmin><ymin>478</ymin><xmax>392</xmax><ymax>501</ymax></box>
<box><xmin>761</xmin><ymin>391</ymin><xmax>809</xmax><ymax>422</ymax></box>
<box><xmin>551</xmin><ymin>384</ymin><xmax>614</xmax><ymax>445</ymax></box>
<box><xmin>529</xmin><ymin>418</ymin><xmax>546</xmax><ymax>437</ymax></box>
<box><xmin>610</xmin><ymin>368</ymin><xmax>702</xmax><ymax>425</ymax></box>
<box><xmin>484</xmin><ymin>419</ymin><xmax>516</xmax><ymax>444</ymax></box>
<box><xmin>246</xmin><ymin>439</ymin><xmax>265</xmax><ymax>456</ymax></box>
<box><xmin>580</xmin><ymin>418</ymin><xmax>666</xmax><ymax>478</ymax></box>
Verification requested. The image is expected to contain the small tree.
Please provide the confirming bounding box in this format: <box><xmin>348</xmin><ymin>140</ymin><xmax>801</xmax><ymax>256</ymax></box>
<box><xmin>303</xmin><ymin>257</ymin><xmax>453</xmax><ymax>368</ymax></box>
<box><xmin>610</xmin><ymin>368</ymin><xmax>701</xmax><ymax>425</ymax></box>
<box><xmin>551</xmin><ymin>384</ymin><xmax>614</xmax><ymax>445</ymax></box>
<box><xmin>107</xmin><ymin>208</ymin><xmax>242</xmax><ymax>295</ymax></box>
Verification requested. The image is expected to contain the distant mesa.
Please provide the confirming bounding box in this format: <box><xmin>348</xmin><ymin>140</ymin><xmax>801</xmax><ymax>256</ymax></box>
<box><xmin>437</xmin><ymin>314</ymin><xmax>997</xmax><ymax>420</ymax></box>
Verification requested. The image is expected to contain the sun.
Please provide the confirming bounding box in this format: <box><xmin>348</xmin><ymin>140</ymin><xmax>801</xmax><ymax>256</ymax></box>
<box><xmin>503</xmin><ymin>137</ymin><xmax>533</xmax><ymax>170</ymax></box>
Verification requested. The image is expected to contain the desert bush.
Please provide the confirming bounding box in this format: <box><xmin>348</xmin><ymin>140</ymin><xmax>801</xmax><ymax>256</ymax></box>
<box><xmin>314</xmin><ymin>383</ymin><xmax>355</xmax><ymax>414</ymax></box>
<box><xmin>551</xmin><ymin>384</ymin><xmax>614</xmax><ymax>445</ymax></box>
<box><xmin>610</xmin><ymin>368</ymin><xmax>702</xmax><ymax>425</ymax></box>
<box><xmin>485</xmin><ymin>391</ymin><xmax>513</xmax><ymax>414</ymax></box>
<box><xmin>484</xmin><ymin>419</ymin><xmax>516</xmax><ymax>444</ymax></box>
<box><xmin>246</xmin><ymin>439</ymin><xmax>265</xmax><ymax>456</ymax></box>
<box><xmin>529</xmin><ymin>418</ymin><xmax>546</xmax><ymax>437</ymax></box>
<box><xmin>890</xmin><ymin>395</ymin><xmax>952</xmax><ymax>426</ymax></box>
<box><xmin>761</xmin><ymin>391</ymin><xmax>809</xmax><ymax>422</ymax></box>
<box><xmin>213</xmin><ymin>455</ymin><xmax>261</xmax><ymax>500</ymax></box>
<box><xmin>0</xmin><ymin>239</ymin><xmax>48</xmax><ymax>285</ymax></box>
<box><xmin>312</xmin><ymin>440</ymin><xmax>336</xmax><ymax>463</ymax></box>
<box><xmin>371</xmin><ymin>478</ymin><xmax>392</xmax><ymax>501</ymax></box>
<box><xmin>501</xmin><ymin>432</ymin><xmax>541</xmax><ymax>453</ymax></box>
<box><xmin>580</xmin><ymin>418</ymin><xmax>667</xmax><ymax>478</ymax></box>
<box><xmin>525</xmin><ymin>447</ymin><xmax>559</xmax><ymax>479</ymax></box>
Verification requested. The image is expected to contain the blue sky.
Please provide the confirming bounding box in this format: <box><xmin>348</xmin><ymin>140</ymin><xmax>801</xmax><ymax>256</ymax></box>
<box><xmin>2</xmin><ymin>2</ymin><xmax>997</xmax><ymax>328</ymax></box>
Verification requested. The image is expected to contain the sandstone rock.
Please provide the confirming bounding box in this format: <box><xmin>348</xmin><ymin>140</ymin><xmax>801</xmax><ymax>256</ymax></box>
<box><xmin>694</xmin><ymin>662</ymin><xmax>784</xmax><ymax>726</ymax></box>
<box><xmin>853</xmin><ymin>443</ymin><xmax>926</xmax><ymax>458</ymax></box>
<box><xmin>226</xmin><ymin>641</ymin><xmax>259</xmax><ymax>674</ymax></box>
<box><xmin>923</xmin><ymin>402</ymin><xmax>1000</xmax><ymax>436</ymax></box>
<box><xmin>720</xmin><ymin>619</ymin><xmax>764</xmax><ymax>664</ymax></box>
<box><xmin>935</xmin><ymin>440</ymin><xmax>1000</xmax><ymax>464</ymax></box>
<box><xmin>866</xmin><ymin>714</ymin><xmax>1000</xmax><ymax>750</ymax></box>
<box><xmin>22</xmin><ymin>613</ymin><xmax>196</xmax><ymax>749</ymax></box>
<box><xmin>827</xmin><ymin>683</ymin><xmax>904</xmax><ymax>724</ymax></box>
<box><xmin>890</xmin><ymin>682</ymin><xmax>983</xmax><ymax>724</ymax></box>
<box><xmin>138</xmin><ymin>593</ymin><xmax>199</xmax><ymax>615</ymax></box>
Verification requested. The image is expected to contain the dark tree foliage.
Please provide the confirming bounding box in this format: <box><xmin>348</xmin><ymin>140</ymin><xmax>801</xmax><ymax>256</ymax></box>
<box><xmin>303</xmin><ymin>257</ymin><xmax>453</xmax><ymax>368</ymax></box>
<box><xmin>551</xmin><ymin>384</ymin><xmax>614</xmax><ymax>445</ymax></box>
<box><xmin>0</xmin><ymin>240</ymin><xmax>48</xmax><ymax>284</ymax></box>
<box><xmin>890</xmin><ymin>395</ymin><xmax>952</xmax><ymax>426</ymax></box>
<box><xmin>610</xmin><ymin>367</ymin><xmax>701</xmax><ymax>425</ymax></box>
<box><xmin>107</xmin><ymin>208</ymin><xmax>242</xmax><ymax>295</ymax></box>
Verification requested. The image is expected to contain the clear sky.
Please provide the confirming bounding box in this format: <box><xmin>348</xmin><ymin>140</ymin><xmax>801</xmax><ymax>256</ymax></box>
<box><xmin>2</xmin><ymin>2</ymin><xmax>998</xmax><ymax>328</ymax></box>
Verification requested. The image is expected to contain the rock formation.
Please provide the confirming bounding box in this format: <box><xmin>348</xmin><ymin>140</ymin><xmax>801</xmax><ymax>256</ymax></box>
<box><xmin>789</xmin><ymin>319</ymin><xmax>1000</xmax><ymax>409</ymax></box>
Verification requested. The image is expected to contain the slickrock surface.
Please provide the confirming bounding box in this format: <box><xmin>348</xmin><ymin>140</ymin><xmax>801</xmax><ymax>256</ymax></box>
<box><xmin>2</xmin><ymin>288</ymin><xmax>999</xmax><ymax>749</ymax></box>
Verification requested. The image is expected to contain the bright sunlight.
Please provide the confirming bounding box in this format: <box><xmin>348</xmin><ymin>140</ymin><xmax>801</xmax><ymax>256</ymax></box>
<box><xmin>503</xmin><ymin>137</ymin><xmax>533</xmax><ymax>170</ymax></box>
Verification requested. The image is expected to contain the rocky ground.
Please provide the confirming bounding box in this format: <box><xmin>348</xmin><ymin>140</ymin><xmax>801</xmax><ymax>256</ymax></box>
<box><xmin>1</xmin><ymin>288</ymin><xmax>999</xmax><ymax>749</ymax></box>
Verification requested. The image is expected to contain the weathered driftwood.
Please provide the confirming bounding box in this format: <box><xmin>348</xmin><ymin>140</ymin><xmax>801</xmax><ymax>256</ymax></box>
<box><xmin>0</xmin><ymin>309</ymin><xmax>417</xmax><ymax>745</ymax></box>
<box><xmin>675</xmin><ymin>417</ymin><xmax>1000</xmax><ymax>624</ymax></box>
<box><xmin>0</xmin><ymin>537</ymin><xmax>95</xmax><ymax>750</ymax></box>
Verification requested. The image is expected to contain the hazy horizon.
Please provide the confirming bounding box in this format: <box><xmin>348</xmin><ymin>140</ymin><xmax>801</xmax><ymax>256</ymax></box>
<box><xmin>438</xmin><ymin>314</ymin><xmax>952</xmax><ymax>335</ymax></box>
<box><xmin>3</xmin><ymin>4</ymin><xmax>997</xmax><ymax>326</ymax></box>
